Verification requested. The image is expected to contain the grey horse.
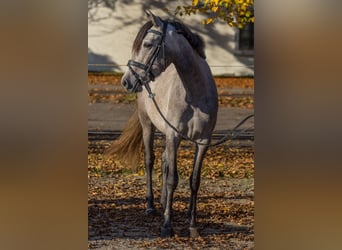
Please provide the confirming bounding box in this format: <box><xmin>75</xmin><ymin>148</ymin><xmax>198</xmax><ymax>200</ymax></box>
<box><xmin>108</xmin><ymin>10</ymin><xmax>218</xmax><ymax>238</ymax></box>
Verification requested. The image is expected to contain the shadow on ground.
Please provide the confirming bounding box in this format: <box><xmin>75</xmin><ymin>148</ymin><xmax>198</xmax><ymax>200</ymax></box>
<box><xmin>88</xmin><ymin>193</ymin><xmax>253</xmax><ymax>240</ymax></box>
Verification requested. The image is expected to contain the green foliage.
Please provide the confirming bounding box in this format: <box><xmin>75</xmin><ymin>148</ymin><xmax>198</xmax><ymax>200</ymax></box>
<box><xmin>174</xmin><ymin>0</ymin><xmax>254</xmax><ymax>28</ymax></box>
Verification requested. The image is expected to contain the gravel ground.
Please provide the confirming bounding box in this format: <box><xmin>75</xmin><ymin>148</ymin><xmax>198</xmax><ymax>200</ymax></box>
<box><xmin>88</xmin><ymin>174</ymin><xmax>254</xmax><ymax>249</ymax></box>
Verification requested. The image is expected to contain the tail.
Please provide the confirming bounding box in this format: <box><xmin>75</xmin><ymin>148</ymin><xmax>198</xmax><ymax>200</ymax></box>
<box><xmin>105</xmin><ymin>108</ymin><xmax>143</xmax><ymax>168</ymax></box>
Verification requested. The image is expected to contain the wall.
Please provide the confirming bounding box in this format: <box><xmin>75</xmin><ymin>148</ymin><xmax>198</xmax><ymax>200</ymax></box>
<box><xmin>88</xmin><ymin>0</ymin><xmax>254</xmax><ymax>76</ymax></box>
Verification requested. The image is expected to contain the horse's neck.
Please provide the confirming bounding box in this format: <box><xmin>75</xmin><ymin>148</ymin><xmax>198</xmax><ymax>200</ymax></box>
<box><xmin>173</xmin><ymin>50</ymin><xmax>212</xmax><ymax>98</ymax></box>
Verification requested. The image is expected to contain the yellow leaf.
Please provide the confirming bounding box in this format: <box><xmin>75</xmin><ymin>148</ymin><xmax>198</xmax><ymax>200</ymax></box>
<box><xmin>192</xmin><ymin>0</ymin><xmax>199</xmax><ymax>6</ymax></box>
<box><xmin>206</xmin><ymin>18</ymin><xmax>213</xmax><ymax>24</ymax></box>
<box><xmin>212</xmin><ymin>6</ymin><xmax>219</xmax><ymax>12</ymax></box>
<box><xmin>138</xmin><ymin>169</ymin><xmax>144</xmax><ymax>176</ymax></box>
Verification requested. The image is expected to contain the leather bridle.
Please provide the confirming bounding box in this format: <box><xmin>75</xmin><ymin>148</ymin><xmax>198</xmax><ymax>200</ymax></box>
<box><xmin>126</xmin><ymin>22</ymin><xmax>168</xmax><ymax>94</ymax></box>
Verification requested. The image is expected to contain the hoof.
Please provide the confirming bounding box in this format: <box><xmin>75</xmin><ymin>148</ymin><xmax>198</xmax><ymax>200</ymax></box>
<box><xmin>161</xmin><ymin>227</ymin><xmax>174</xmax><ymax>238</ymax></box>
<box><xmin>145</xmin><ymin>208</ymin><xmax>157</xmax><ymax>216</ymax></box>
<box><xmin>189</xmin><ymin>227</ymin><xmax>200</xmax><ymax>238</ymax></box>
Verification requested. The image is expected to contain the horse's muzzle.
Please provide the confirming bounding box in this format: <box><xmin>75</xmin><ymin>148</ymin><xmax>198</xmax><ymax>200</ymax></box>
<box><xmin>121</xmin><ymin>78</ymin><xmax>142</xmax><ymax>93</ymax></box>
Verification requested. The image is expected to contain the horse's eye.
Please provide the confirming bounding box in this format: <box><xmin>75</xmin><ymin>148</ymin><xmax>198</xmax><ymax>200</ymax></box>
<box><xmin>143</xmin><ymin>42</ymin><xmax>153</xmax><ymax>49</ymax></box>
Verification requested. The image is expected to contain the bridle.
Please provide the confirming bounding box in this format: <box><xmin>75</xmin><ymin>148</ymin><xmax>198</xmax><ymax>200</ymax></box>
<box><xmin>126</xmin><ymin>22</ymin><xmax>168</xmax><ymax>94</ymax></box>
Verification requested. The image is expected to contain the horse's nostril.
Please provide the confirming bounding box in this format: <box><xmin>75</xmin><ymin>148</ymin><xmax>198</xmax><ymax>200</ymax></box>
<box><xmin>122</xmin><ymin>78</ymin><xmax>136</xmax><ymax>93</ymax></box>
<box><xmin>122</xmin><ymin>79</ymin><xmax>130</xmax><ymax>88</ymax></box>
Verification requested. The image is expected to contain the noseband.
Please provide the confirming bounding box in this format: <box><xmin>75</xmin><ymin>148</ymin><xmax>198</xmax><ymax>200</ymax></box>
<box><xmin>126</xmin><ymin>22</ymin><xmax>168</xmax><ymax>93</ymax></box>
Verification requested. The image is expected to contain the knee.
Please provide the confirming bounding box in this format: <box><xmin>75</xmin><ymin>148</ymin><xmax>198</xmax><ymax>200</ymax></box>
<box><xmin>167</xmin><ymin>173</ymin><xmax>178</xmax><ymax>190</ymax></box>
<box><xmin>190</xmin><ymin>183</ymin><xmax>199</xmax><ymax>192</ymax></box>
<box><xmin>190</xmin><ymin>177</ymin><xmax>200</xmax><ymax>192</ymax></box>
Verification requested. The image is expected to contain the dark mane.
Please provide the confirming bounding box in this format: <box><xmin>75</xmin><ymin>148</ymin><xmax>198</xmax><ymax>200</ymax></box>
<box><xmin>132</xmin><ymin>20</ymin><xmax>153</xmax><ymax>55</ymax></box>
<box><xmin>170</xmin><ymin>20</ymin><xmax>206</xmax><ymax>59</ymax></box>
<box><xmin>132</xmin><ymin>19</ymin><xmax>206</xmax><ymax>59</ymax></box>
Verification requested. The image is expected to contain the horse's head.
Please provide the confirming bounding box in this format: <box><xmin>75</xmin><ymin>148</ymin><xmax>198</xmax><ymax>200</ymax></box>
<box><xmin>121</xmin><ymin>11</ymin><xmax>173</xmax><ymax>93</ymax></box>
<box><xmin>121</xmin><ymin>10</ymin><xmax>206</xmax><ymax>93</ymax></box>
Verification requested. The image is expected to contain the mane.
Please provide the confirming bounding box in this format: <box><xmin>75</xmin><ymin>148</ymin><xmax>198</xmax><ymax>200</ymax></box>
<box><xmin>132</xmin><ymin>19</ymin><xmax>206</xmax><ymax>59</ymax></box>
<box><xmin>132</xmin><ymin>21</ymin><xmax>153</xmax><ymax>55</ymax></box>
<box><xmin>169</xmin><ymin>20</ymin><xmax>206</xmax><ymax>59</ymax></box>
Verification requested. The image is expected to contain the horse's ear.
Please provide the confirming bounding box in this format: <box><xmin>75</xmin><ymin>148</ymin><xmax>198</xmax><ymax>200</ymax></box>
<box><xmin>144</xmin><ymin>9</ymin><xmax>163</xmax><ymax>27</ymax></box>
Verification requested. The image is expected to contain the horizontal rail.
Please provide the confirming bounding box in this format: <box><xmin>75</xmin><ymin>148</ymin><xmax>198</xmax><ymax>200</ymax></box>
<box><xmin>88</xmin><ymin>88</ymin><xmax>254</xmax><ymax>98</ymax></box>
<box><xmin>88</xmin><ymin>63</ymin><xmax>254</xmax><ymax>68</ymax></box>
<box><xmin>88</xmin><ymin>130</ymin><xmax>254</xmax><ymax>141</ymax></box>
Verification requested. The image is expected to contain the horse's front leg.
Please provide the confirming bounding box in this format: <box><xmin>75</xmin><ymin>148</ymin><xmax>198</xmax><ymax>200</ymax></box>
<box><xmin>142</xmin><ymin>122</ymin><xmax>156</xmax><ymax>216</ymax></box>
<box><xmin>160</xmin><ymin>150</ymin><xmax>167</xmax><ymax>209</ymax></box>
<box><xmin>188</xmin><ymin>144</ymin><xmax>208</xmax><ymax>237</ymax></box>
<box><xmin>161</xmin><ymin>135</ymin><xmax>180</xmax><ymax>237</ymax></box>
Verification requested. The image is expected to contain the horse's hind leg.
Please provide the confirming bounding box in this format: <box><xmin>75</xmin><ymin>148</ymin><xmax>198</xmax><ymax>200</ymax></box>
<box><xmin>161</xmin><ymin>135</ymin><xmax>180</xmax><ymax>237</ymax></box>
<box><xmin>188</xmin><ymin>144</ymin><xmax>208</xmax><ymax>237</ymax></box>
<box><xmin>142</xmin><ymin>121</ymin><xmax>156</xmax><ymax>216</ymax></box>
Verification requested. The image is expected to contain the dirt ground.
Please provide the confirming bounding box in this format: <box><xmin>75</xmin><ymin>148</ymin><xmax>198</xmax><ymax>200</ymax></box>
<box><xmin>88</xmin><ymin>174</ymin><xmax>254</xmax><ymax>249</ymax></box>
<box><xmin>88</xmin><ymin>75</ymin><xmax>254</xmax><ymax>249</ymax></box>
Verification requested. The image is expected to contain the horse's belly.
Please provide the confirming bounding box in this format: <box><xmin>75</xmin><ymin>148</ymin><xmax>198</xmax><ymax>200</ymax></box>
<box><xmin>147</xmin><ymin>106</ymin><xmax>215</xmax><ymax>140</ymax></box>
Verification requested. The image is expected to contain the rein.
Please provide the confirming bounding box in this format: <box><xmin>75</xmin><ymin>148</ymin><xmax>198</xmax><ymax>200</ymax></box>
<box><xmin>146</xmin><ymin>86</ymin><xmax>254</xmax><ymax>147</ymax></box>
<box><xmin>127</xmin><ymin>21</ymin><xmax>254</xmax><ymax>147</ymax></box>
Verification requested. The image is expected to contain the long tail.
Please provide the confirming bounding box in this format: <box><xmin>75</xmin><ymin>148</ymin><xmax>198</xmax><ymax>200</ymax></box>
<box><xmin>105</xmin><ymin>109</ymin><xmax>143</xmax><ymax>168</ymax></box>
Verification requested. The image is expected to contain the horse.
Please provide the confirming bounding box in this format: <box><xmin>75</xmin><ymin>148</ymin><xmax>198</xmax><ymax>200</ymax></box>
<box><xmin>107</xmin><ymin>10</ymin><xmax>218</xmax><ymax>238</ymax></box>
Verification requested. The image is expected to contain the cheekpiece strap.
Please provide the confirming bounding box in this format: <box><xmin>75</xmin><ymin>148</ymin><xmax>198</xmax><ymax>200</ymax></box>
<box><xmin>147</xmin><ymin>29</ymin><xmax>163</xmax><ymax>36</ymax></box>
